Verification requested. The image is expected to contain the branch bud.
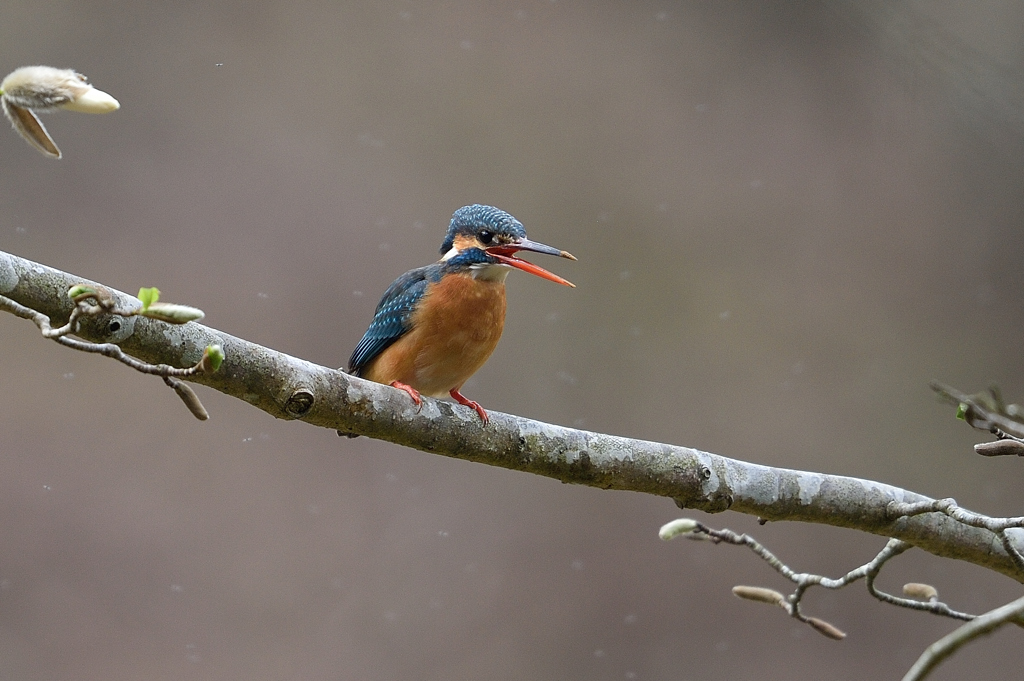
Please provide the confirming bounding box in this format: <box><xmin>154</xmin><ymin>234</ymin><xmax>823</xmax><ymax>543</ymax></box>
<box><xmin>165</xmin><ymin>377</ymin><xmax>209</xmax><ymax>421</ymax></box>
<box><xmin>1</xmin><ymin>66</ymin><xmax>119</xmax><ymax>158</ymax></box>
<box><xmin>975</xmin><ymin>440</ymin><xmax>1024</xmax><ymax>457</ymax></box>
<box><xmin>140</xmin><ymin>302</ymin><xmax>205</xmax><ymax>324</ymax></box>
<box><xmin>68</xmin><ymin>284</ymin><xmax>98</xmax><ymax>302</ymax></box>
<box><xmin>1</xmin><ymin>66</ymin><xmax>119</xmax><ymax>113</ymax></box>
<box><xmin>806</xmin><ymin>617</ymin><xmax>846</xmax><ymax>640</ymax></box>
<box><xmin>902</xmin><ymin>583</ymin><xmax>938</xmax><ymax>601</ymax></box>
<box><xmin>137</xmin><ymin>287</ymin><xmax>160</xmax><ymax>310</ymax></box>
<box><xmin>731</xmin><ymin>585</ymin><xmax>785</xmax><ymax>606</ymax></box>
<box><xmin>200</xmin><ymin>344</ymin><xmax>224</xmax><ymax>374</ymax></box>
<box><xmin>658</xmin><ymin>518</ymin><xmax>700</xmax><ymax>540</ymax></box>
<box><xmin>68</xmin><ymin>283</ymin><xmax>115</xmax><ymax>308</ymax></box>
<box><xmin>59</xmin><ymin>86</ymin><xmax>120</xmax><ymax>113</ymax></box>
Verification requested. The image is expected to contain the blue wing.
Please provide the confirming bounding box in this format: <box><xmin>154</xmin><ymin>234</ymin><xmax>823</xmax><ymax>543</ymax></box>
<box><xmin>348</xmin><ymin>265</ymin><xmax>433</xmax><ymax>375</ymax></box>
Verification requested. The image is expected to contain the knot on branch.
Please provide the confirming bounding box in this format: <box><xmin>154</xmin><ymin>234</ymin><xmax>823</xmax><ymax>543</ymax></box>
<box><xmin>285</xmin><ymin>388</ymin><xmax>315</xmax><ymax>417</ymax></box>
<box><xmin>77</xmin><ymin>311</ymin><xmax>137</xmax><ymax>342</ymax></box>
<box><xmin>672</xmin><ymin>464</ymin><xmax>732</xmax><ymax>513</ymax></box>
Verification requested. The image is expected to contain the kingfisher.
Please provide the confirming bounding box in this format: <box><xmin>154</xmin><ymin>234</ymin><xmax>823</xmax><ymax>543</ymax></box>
<box><xmin>348</xmin><ymin>204</ymin><xmax>576</xmax><ymax>424</ymax></box>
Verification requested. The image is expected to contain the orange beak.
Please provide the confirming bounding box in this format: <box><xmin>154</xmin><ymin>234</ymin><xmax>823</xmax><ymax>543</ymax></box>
<box><xmin>486</xmin><ymin>238</ymin><xmax>577</xmax><ymax>287</ymax></box>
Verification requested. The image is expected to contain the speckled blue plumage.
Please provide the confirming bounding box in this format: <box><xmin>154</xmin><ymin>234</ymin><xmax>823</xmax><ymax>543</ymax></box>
<box><xmin>347</xmin><ymin>248</ymin><xmax>499</xmax><ymax>375</ymax></box>
<box><xmin>349</xmin><ymin>205</ymin><xmax>528</xmax><ymax>375</ymax></box>
<box><xmin>349</xmin><ymin>204</ymin><xmax>539</xmax><ymax>376</ymax></box>
<box><xmin>439</xmin><ymin>204</ymin><xmax>526</xmax><ymax>254</ymax></box>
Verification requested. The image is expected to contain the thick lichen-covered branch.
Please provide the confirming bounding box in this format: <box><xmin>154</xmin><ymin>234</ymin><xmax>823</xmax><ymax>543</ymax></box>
<box><xmin>1</xmin><ymin>248</ymin><xmax>1022</xmax><ymax>582</ymax></box>
<box><xmin>0</xmin><ymin>281</ymin><xmax>220</xmax><ymax>419</ymax></box>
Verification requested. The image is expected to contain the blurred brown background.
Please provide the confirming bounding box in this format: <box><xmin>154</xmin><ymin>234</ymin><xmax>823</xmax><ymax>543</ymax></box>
<box><xmin>2</xmin><ymin>1</ymin><xmax>1024</xmax><ymax>679</ymax></box>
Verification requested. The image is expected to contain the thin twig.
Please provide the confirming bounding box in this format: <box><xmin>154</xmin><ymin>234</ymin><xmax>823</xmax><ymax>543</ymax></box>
<box><xmin>864</xmin><ymin>541</ymin><xmax>973</xmax><ymax>621</ymax></box>
<box><xmin>0</xmin><ymin>292</ymin><xmax>213</xmax><ymax>418</ymax></box>
<box><xmin>902</xmin><ymin>595</ymin><xmax>1024</xmax><ymax>681</ymax></box>
<box><xmin>666</xmin><ymin>523</ymin><xmax>977</xmax><ymax>639</ymax></box>
<box><xmin>931</xmin><ymin>380</ymin><xmax>1024</xmax><ymax>442</ymax></box>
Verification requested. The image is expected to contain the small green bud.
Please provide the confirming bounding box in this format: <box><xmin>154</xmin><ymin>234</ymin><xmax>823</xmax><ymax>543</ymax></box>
<box><xmin>137</xmin><ymin>287</ymin><xmax>160</xmax><ymax>310</ymax></box>
<box><xmin>68</xmin><ymin>284</ymin><xmax>97</xmax><ymax>300</ymax></box>
<box><xmin>955</xmin><ymin>403</ymin><xmax>967</xmax><ymax>421</ymax></box>
<box><xmin>200</xmin><ymin>344</ymin><xmax>224</xmax><ymax>373</ymax></box>
<box><xmin>68</xmin><ymin>283</ymin><xmax>114</xmax><ymax>307</ymax></box>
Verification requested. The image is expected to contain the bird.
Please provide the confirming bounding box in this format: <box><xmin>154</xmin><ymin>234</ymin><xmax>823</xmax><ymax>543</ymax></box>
<box><xmin>347</xmin><ymin>204</ymin><xmax>576</xmax><ymax>424</ymax></box>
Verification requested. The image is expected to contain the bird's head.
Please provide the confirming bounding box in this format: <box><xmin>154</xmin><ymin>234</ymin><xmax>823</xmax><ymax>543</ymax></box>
<box><xmin>440</xmin><ymin>204</ymin><xmax>576</xmax><ymax>287</ymax></box>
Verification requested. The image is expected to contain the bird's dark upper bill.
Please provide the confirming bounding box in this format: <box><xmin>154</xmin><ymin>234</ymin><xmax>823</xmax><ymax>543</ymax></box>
<box><xmin>486</xmin><ymin>239</ymin><xmax>576</xmax><ymax>287</ymax></box>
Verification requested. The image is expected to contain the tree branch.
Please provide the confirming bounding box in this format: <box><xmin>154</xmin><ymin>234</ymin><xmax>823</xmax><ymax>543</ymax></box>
<box><xmin>2</xmin><ymin>248</ymin><xmax>1022</xmax><ymax>582</ymax></box>
<box><xmin>663</xmin><ymin>522</ymin><xmax>977</xmax><ymax>643</ymax></box>
<box><xmin>902</xmin><ymin>595</ymin><xmax>1024</xmax><ymax>681</ymax></box>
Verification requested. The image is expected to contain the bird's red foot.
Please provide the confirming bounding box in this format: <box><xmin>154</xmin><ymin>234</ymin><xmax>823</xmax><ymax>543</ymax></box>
<box><xmin>390</xmin><ymin>381</ymin><xmax>423</xmax><ymax>410</ymax></box>
<box><xmin>450</xmin><ymin>388</ymin><xmax>488</xmax><ymax>424</ymax></box>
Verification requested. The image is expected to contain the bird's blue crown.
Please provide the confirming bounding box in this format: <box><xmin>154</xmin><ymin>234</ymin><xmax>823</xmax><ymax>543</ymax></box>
<box><xmin>440</xmin><ymin>204</ymin><xmax>526</xmax><ymax>254</ymax></box>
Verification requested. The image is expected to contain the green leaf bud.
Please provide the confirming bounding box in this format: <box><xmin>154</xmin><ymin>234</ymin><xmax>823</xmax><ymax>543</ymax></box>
<box><xmin>137</xmin><ymin>287</ymin><xmax>160</xmax><ymax>310</ymax></box>
<box><xmin>200</xmin><ymin>344</ymin><xmax>224</xmax><ymax>373</ymax></box>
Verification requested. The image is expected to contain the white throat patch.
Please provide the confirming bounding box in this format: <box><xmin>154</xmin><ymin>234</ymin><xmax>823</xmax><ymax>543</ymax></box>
<box><xmin>469</xmin><ymin>262</ymin><xmax>512</xmax><ymax>282</ymax></box>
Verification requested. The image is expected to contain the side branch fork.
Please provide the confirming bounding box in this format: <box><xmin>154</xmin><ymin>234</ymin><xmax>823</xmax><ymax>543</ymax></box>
<box><xmin>1</xmin><ymin>248</ymin><xmax>1023</xmax><ymax>582</ymax></box>
<box><xmin>662</xmin><ymin>522</ymin><xmax>973</xmax><ymax>642</ymax></box>
<box><xmin>931</xmin><ymin>381</ymin><xmax>1024</xmax><ymax>455</ymax></box>
<box><xmin>901</xmin><ymin>595</ymin><xmax>1024</xmax><ymax>681</ymax></box>
<box><xmin>0</xmin><ymin>288</ymin><xmax>219</xmax><ymax>420</ymax></box>
<box><xmin>662</xmin><ymin>518</ymin><xmax>1024</xmax><ymax>680</ymax></box>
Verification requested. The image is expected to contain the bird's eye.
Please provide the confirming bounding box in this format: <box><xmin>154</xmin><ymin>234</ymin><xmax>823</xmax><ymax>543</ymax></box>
<box><xmin>478</xmin><ymin>231</ymin><xmax>493</xmax><ymax>245</ymax></box>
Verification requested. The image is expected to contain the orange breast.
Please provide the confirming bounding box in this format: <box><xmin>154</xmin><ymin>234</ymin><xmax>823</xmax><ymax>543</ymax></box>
<box><xmin>360</xmin><ymin>273</ymin><xmax>507</xmax><ymax>397</ymax></box>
